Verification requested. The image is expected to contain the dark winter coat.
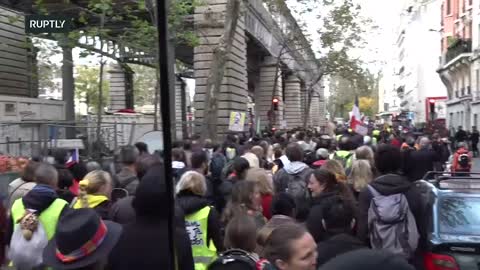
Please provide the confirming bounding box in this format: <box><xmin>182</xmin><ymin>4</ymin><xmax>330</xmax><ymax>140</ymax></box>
<box><xmin>115</xmin><ymin>167</ymin><xmax>139</xmax><ymax>196</ymax></box>
<box><xmin>273</xmin><ymin>161</ymin><xmax>313</xmax><ymax>221</ymax></box>
<box><xmin>316</xmin><ymin>234</ymin><xmax>366</xmax><ymax>266</ymax></box>
<box><xmin>306</xmin><ymin>190</ymin><xmax>342</xmax><ymax>243</ymax></box>
<box><xmin>107</xmin><ymin>164</ymin><xmax>194</xmax><ymax>270</ymax></box>
<box><xmin>403</xmin><ymin>148</ymin><xmax>439</xmax><ymax>182</ymax></box>
<box><xmin>455</xmin><ymin>129</ymin><xmax>468</xmax><ymax>142</ymax></box>
<box><xmin>109</xmin><ymin>196</ymin><xmax>136</xmax><ymax>224</ymax></box>
<box><xmin>356</xmin><ymin>174</ymin><xmax>426</xmax><ymax>251</ymax></box>
<box><xmin>177</xmin><ymin>190</ymin><xmax>225</xmax><ymax>252</ymax></box>
<box><xmin>107</xmin><ymin>216</ymin><xmax>194</xmax><ymax>270</ymax></box>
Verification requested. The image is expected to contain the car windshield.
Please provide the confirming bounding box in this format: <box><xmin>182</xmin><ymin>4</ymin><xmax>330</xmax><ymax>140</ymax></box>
<box><xmin>439</xmin><ymin>197</ymin><xmax>480</xmax><ymax>235</ymax></box>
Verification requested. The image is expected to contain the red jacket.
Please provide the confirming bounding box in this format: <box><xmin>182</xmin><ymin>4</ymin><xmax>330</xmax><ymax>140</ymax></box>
<box><xmin>452</xmin><ymin>148</ymin><xmax>472</xmax><ymax>172</ymax></box>
<box><xmin>261</xmin><ymin>194</ymin><xmax>273</xmax><ymax>220</ymax></box>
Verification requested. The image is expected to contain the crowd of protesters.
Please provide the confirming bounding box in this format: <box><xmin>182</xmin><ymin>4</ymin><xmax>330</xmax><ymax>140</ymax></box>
<box><xmin>0</xmin><ymin>124</ymin><xmax>475</xmax><ymax>270</ymax></box>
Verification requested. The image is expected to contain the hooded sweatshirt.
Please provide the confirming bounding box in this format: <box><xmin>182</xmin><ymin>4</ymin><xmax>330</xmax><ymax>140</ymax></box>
<box><xmin>273</xmin><ymin>161</ymin><xmax>313</xmax><ymax>221</ymax></box>
<box><xmin>273</xmin><ymin>161</ymin><xmax>312</xmax><ymax>193</ymax></box>
<box><xmin>6</xmin><ymin>185</ymin><xmax>68</xmax><ymax>245</ymax></box>
<box><xmin>356</xmin><ymin>174</ymin><xmax>426</xmax><ymax>250</ymax></box>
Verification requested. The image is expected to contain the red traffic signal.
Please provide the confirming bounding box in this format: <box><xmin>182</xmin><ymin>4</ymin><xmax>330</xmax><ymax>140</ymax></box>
<box><xmin>272</xmin><ymin>98</ymin><xmax>279</xmax><ymax>111</ymax></box>
<box><xmin>429</xmin><ymin>99</ymin><xmax>435</xmax><ymax>104</ymax></box>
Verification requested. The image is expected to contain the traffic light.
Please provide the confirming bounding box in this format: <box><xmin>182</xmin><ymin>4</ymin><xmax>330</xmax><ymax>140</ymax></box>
<box><xmin>272</xmin><ymin>98</ymin><xmax>279</xmax><ymax>111</ymax></box>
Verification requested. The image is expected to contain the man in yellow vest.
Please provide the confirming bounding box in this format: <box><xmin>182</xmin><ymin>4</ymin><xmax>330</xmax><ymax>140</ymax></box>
<box><xmin>332</xmin><ymin>136</ymin><xmax>355</xmax><ymax>170</ymax></box>
<box><xmin>8</xmin><ymin>163</ymin><xmax>68</xmax><ymax>268</ymax></box>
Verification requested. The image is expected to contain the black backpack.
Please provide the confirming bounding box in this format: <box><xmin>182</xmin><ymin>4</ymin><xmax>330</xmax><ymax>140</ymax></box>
<box><xmin>208</xmin><ymin>249</ymin><xmax>272</xmax><ymax>270</ymax></box>
<box><xmin>458</xmin><ymin>153</ymin><xmax>470</xmax><ymax>168</ymax></box>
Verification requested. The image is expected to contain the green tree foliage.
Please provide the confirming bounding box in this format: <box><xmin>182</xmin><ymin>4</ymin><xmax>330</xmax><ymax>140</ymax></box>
<box><xmin>75</xmin><ymin>66</ymin><xmax>110</xmax><ymax>114</ymax></box>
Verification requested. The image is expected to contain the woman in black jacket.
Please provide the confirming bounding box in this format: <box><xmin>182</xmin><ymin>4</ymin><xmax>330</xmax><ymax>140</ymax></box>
<box><xmin>176</xmin><ymin>171</ymin><xmax>225</xmax><ymax>253</ymax></box>
<box><xmin>306</xmin><ymin>168</ymin><xmax>355</xmax><ymax>242</ymax></box>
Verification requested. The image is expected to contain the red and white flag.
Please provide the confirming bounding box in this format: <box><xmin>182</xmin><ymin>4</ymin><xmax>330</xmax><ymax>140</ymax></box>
<box><xmin>350</xmin><ymin>96</ymin><xmax>368</xmax><ymax>135</ymax></box>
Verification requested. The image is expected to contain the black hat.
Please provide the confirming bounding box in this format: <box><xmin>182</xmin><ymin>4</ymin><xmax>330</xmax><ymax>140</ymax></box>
<box><xmin>320</xmin><ymin>249</ymin><xmax>414</xmax><ymax>270</ymax></box>
<box><xmin>43</xmin><ymin>208</ymin><xmax>122</xmax><ymax>270</ymax></box>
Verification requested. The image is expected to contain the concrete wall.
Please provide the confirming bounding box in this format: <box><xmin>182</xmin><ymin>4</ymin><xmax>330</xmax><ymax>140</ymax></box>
<box><xmin>0</xmin><ymin>95</ymin><xmax>65</xmax><ymax>156</ymax></box>
<box><xmin>0</xmin><ymin>7</ymin><xmax>32</xmax><ymax>97</ymax></box>
<box><xmin>446</xmin><ymin>98</ymin><xmax>471</xmax><ymax>130</ymax></box>
<box><xmin>86</xmin><ymin>114</ymin><xmax>158</xmax><ymax>151</ymax></box>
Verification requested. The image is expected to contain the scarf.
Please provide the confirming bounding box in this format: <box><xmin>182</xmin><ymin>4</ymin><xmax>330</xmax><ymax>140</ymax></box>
<box><xmin>73</xmin><ymin>194</ymin><xmax>108</xmax><ymax>209</ymax></box>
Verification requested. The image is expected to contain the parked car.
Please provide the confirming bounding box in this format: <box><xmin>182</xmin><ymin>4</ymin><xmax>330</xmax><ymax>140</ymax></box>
<box><xmin>416</xmin><ymin>173</ymin><xmax>480</xmax><ymax>270</ymax></box>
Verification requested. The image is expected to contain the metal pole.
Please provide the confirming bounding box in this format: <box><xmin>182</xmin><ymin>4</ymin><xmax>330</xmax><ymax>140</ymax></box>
<box><xmin>6</xmin><ymin>137</ymin><xmax>10</xmax><ymax>154</ymax></box>
<box><xmin>18</xmin><ymin>138</ymin><xmax>22</xmax><ymax>156</ymax></box>
<box><xmin>114</xmin><ymin>121</ymin><xmax>118</xmax><ymax>150</ymax></box>
<box><xmin>157</xmin><ymin>0</ymin><xmax>175</xmax><ymax>268</ymax></box>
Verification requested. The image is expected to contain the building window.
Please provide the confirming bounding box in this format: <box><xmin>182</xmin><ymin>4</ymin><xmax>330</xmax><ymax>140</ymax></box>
<box><xmin>447</xmin><ymin>0</ymin><xmax>451</xmax><ymax>14</ymax></box>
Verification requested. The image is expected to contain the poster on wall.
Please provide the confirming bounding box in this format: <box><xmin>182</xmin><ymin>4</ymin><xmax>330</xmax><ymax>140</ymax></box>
<box><xmin>435</xmin><ymin>99</ymin><xmax>447</xmax><ymax>119</ymax></box>
<box><xmin>229</xmin><ymin>112</ymin><xmax>246</xmax><ymax>132</ymax></box>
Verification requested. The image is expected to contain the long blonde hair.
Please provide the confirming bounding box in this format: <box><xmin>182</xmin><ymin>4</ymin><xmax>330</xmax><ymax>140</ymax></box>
<box><xmin>246</xmin><ymin>168</ymin><xmax>273</xmax><ymax>195</ymax></box>
<box><xmin>175</xmin><ymin>171</ymin><xmax>207</xmax><ymax>196</ymax></box>
<box><xmin>348</xmin><ymin>160</ymin><xmax>373</xmax><ymax>192</ymax></box>
<box><xmin>78</xmin><ymin>170</ymin><xmax>112</xmax><ymax>208</ymax></box>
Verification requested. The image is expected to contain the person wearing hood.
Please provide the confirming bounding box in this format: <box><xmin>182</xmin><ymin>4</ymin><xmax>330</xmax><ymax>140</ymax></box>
<box><xmin>306</xmin><ymin>169</ymin><xmax>354</xmax><ymax>242</ymax></box>
<box><xmin>7</xmin><ymin>163</ymin><xmax>69</xmax><ymax>268</ymax></box>
<box><xmin>273</xmin><ymin>143</ymin><xmax>313</xmax><ymax>221</ymax></box>
<box><xmin>176</xmin><ymin>171</ymin><xmax>224</xmax><ymax>270</ymax></box>
<box><xmin>357</xmin><ymin>144</ymin><xmax>426</xmax><ymax>251</ymax></box>
<box><xmin>115</xmin><ymin>146</ymin><xmax>140</xmax><ymax>196</ymax></box>
<box><xmin>172</xmin><ymin>147</ymin><xmax>188</xmax><ymax>183</ymax></box>
<box><xmin>108</xmin><ymin>164</ymin><xmax>194</xmax><ymax>270</ymax></box>
<box><xmin>315</xmin><ymin>196</ymin><xmax>365</xmax><ymax>266</ymax></box>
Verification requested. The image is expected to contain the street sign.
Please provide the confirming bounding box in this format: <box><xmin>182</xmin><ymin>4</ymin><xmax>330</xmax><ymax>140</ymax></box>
<box><xmin>50</xmin><ymin>139</ymin><xmax>85</xmax><ymax>149</ymax></box>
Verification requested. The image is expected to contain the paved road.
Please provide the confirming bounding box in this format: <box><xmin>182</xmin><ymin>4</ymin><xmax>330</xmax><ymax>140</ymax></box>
<box><xmin>473</xmin><ymin>158</ymin><xmax>480</xmax><ymax>172</ymax></box>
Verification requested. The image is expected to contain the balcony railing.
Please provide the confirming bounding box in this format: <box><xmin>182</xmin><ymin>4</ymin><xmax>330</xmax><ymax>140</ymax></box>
<box><xmin>445</xmin><ymin>39</ymin><xmax>472</xmax><ymax>63</ymax></box>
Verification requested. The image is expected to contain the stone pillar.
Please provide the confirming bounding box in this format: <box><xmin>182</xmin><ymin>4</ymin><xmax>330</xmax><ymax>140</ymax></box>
<box><xmin>108</xmin><ymin>64</ymin><xmax>134</xmax><ymax>111</ymax></box>
<box><xmin>61</xmin><ymin>41</ymin><xmax>75</xmax><ymax>138</ymax></box>
<box><xmin>194</xmin><ymin>0</ymin><xmax>248</xmax><ymax>136</ymax></box>
<box><xmin>310</xmin><ymin>94</ymin><xmax>321</xmax><ymax>127</ymax></box>
<box><xmin>284</xmin><ymin>75</ymin><xmax>302</xmax><ymax>129</ymax></box>
<box><xmin>255</xmin><ymin>56</ymin><xmax>283</xmax><ymax>130</ymax></box>
<box><xmin>175</xmin><ymin>76</ymin><xmax>186</xmax><ymax>140</ymax></box>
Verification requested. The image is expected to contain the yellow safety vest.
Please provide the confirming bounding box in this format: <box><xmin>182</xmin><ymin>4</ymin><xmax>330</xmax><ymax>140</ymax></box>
<box><xmin>334</xmin><ymin>150</ymin><xmax>354</xmax><ymax>169</ymax></box>
<box><xmin>11</xmin><ymin>198</ymin><xmax>68</xmax><ymax>240</ymax></box>
<box><xmin>185</xmin><ymin>206</ymin><xmax>217</xmax><ymax>270</ymax></box>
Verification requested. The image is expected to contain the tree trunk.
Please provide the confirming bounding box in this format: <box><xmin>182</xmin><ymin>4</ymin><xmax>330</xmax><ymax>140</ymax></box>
<box><xmin>95</xmin><ymin>60</ymin><xmax>105</xmax><ymax>158</ymax></box>
<box><xmin>95</xmin><ymin>12</ymin><xmax>106</xmax><ymax>158</ymax></box>
<box><xmin>201</xmin><ymin>0</ymin><xmax>241</xmax><ymax>142</ymax></box>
